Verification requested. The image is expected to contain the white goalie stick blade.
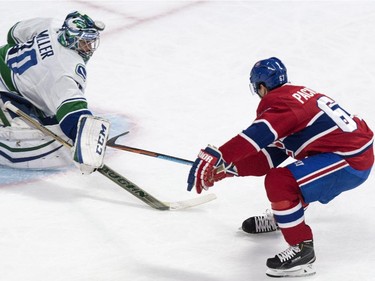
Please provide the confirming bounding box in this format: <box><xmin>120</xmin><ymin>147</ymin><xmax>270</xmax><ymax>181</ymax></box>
<box><xmin>266</xmin><ymin>263</ymin><xmax>316</xmax><ymax>278</ymax></box>
<box><xmin>165</xmin><ymin>193</ymin><xmax>217</xmax><ymax>210</ymax></box>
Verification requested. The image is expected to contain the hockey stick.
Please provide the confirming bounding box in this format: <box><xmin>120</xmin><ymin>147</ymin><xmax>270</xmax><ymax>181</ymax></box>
<box><xmin>3</xmin><ymin>102</ymin><xmax>216</xmax><ymax>210</ymax></box>
<box><xmin>107</xmin><ymin>132</ymin><xmax>194</xmax><ymax>166</ymax></box>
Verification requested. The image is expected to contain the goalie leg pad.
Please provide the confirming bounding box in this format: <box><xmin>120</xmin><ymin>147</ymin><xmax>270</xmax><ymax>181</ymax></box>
<box><xmin>73</xmin><ymin>115</ymin><xmax>110</xmax><ymax>174</ymax></box>
<box><xmin>0</xmin><ymin>124</ymin><xmax>72</xmax><ymax>169</ymax></box>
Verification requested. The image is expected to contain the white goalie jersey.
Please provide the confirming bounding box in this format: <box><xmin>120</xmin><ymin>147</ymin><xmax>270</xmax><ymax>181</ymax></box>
<box><xmin>5</xmin><ymin>17</ymin><xmax>88</xmax><ymax>118</ymax></box>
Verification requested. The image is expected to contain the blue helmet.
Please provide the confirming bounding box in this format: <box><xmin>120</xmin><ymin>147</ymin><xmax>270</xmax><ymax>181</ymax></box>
<box><xmin>58</xmin><ymin>11</ymin><xmax>105</xmax><ymax>62</ymax></box>
<box><xmin>249</xmin><ymin>57</ymin><xmax>288</xmax><ymax>96</ymax></box>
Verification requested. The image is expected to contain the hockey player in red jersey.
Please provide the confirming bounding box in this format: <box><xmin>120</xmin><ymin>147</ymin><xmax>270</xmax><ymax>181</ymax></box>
<box><xmin>187</xmin><ymin>57</ymin><xmax>374</xmax><ymax>277</ymax></box>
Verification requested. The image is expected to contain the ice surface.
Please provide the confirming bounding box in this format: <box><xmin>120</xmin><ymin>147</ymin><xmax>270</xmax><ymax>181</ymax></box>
<box><xmin>0</xmin><ymin>1</ymin><xmax>374</xmax><ymax>280</ymax></box>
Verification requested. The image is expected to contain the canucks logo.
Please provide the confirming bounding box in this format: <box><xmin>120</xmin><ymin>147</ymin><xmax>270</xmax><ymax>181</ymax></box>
<box><xmin>76</xmin><ymin>64</ymin><xmax>87</xmax><ymax>81</ymax></box>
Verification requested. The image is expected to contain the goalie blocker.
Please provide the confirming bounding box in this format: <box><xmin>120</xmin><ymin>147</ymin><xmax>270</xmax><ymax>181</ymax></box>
<box><xmin>73</xmin><ymin>115</ymin><xmax>111</xmax><ymax>175</ymax></box>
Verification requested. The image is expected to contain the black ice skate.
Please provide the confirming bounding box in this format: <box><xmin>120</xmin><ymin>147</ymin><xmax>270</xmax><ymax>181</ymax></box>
<box><xmin>266</xmin><ymin>240</ymin><xmax>316</xmax><ymax>278</ymax></box>
<box><xmin>242</xmin><ymin>210</ymin><xmax>279</xmax><ymax>234</ymax></box>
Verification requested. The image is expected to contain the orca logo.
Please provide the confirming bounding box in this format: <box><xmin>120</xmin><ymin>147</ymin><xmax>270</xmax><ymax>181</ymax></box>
<box><xmin>76</xmin><ymin>64</ymin><xmax>87</xmax><ymax>81</ymax></box>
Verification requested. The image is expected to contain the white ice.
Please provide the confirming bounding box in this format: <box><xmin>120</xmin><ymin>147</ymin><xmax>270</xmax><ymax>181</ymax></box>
<box><xmin>0</xmin><ymin>1</ymin><xmax>374</xmax><ymax>280</ymax></box>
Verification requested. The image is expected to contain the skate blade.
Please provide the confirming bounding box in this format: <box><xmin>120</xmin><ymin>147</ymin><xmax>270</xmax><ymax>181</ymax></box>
<box><xmin>266</xmin><ymin>263</ymin><xmax>316</xmax><ymax>278</ymax></box>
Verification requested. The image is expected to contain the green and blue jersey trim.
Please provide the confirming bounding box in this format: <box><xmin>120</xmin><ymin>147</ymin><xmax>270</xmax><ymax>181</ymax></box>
<box><xmin>7</xmin><ymin>22</ymin><xmax>20</xmax><ymax>45</ymax></box>
<box><xmin>57</xmin><ymin>98</ymin><xmax>92</xmax><ymax>140</ymax></box>
<box><xmin>0</xmin><ymin>44</ymin><xmax>17</xmax><ymax>92</ymax></box>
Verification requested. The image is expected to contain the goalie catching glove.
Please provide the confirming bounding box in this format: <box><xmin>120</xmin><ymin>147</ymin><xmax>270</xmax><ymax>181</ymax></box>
<box><xmin>187</xmin><ymin>145</ymin><xmax>238</xmax><ymax>194</ymax></box>
<box><xmin>72</xmin><ymin>115</ymin><xmax>111</xmax><ymax>175</ymax></box>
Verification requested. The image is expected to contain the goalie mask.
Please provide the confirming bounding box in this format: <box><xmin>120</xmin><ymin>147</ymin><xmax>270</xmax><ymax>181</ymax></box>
<box><xmin>58</xmin><ymin>11</ymin><xmax>105</xmax><ymax>62</ymax></box>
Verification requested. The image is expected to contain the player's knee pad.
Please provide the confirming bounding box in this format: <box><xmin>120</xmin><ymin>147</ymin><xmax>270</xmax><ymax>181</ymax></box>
<box><xmin>265</xmin><ymin>167</ymin><xmax>301</xmax><ymax>203</ymax></box>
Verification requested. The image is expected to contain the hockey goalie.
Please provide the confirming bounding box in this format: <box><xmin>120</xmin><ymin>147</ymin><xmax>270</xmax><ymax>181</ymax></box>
<box><xmin>0</xmin><ymin>11</ymin><xmax>110</xmax><ymax>174</ymax></box>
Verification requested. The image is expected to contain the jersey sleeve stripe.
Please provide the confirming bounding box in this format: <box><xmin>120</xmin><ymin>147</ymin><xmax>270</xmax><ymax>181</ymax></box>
<box><xmin>241</xmin><ymin>119</ymin><xmax>278</xmax><ymax>150</ymax></box>
<box><xmin>239</xmin><ymin>132</ymin><xmax>261</xmax><ymax>151</ymax></box>
<box><xmin>56</xmin><ymin>98</ymin><xmax>88</xmax><ymax>121</ymax></box>
<box><xmin>7</xmin><ymin>23</ymin><xmax>20</xmax><ymax>45</ymax></box>
<box><xmin>254</xmin><ymin>119</ymin><xmax>279</xmax><ymax>139</ymax></box>
<box><xmin>56</xmin><ymin>99</ymin><xmax>91</xmax><ymax>140</ymax></box>
<box><xmin>0</xmin><ymin>45</ymin><xmax>17</xmax><ymax>92</ymax></box>
<box><xmin>261</xmin><ymin>148</ymin><xmax>275</xmax><ymax>168</ymax></box>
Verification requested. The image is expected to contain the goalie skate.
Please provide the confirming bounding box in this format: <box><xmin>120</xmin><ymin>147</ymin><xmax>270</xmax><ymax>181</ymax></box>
<box><xmin>266</xmin><ymin>263</ymin><xmax>316</xmax><ymax>278</ymax></box>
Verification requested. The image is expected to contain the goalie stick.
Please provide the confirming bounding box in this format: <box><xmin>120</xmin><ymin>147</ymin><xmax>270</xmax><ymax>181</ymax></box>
<box><xmin>107</xmin><ymin>132</ymin><xmax>194</xmax><ymax>166</ymax></box>
<box><xmin>3</xmin><ymin>102</ymin><xmax>216</xmax><ymax>210</ymax></box>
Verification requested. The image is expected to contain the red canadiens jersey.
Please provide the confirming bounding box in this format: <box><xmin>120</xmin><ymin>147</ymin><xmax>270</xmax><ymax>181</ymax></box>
<box><xmin>219</xmin><ymin>84</ymin><xmax>374</xmax><ymax>173</ymax></box>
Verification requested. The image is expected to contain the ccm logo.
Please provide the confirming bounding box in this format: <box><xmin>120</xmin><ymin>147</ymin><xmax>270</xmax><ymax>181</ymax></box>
<box><xmin>96</xmin><ymin>124</ymin><xmax>108</xmax><ymax>155</ymax></box>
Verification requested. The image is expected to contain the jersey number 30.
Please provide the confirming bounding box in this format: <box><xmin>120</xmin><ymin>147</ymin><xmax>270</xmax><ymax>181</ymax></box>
<box><xmin>7</xmin><ymin>41</ymin><xmax>38</xmax><ymax>75</ymax></box>
<box><xmin>317</xmin><ymin>96</ymin><xmax>357</xmax><ymax>132</ymax></box>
